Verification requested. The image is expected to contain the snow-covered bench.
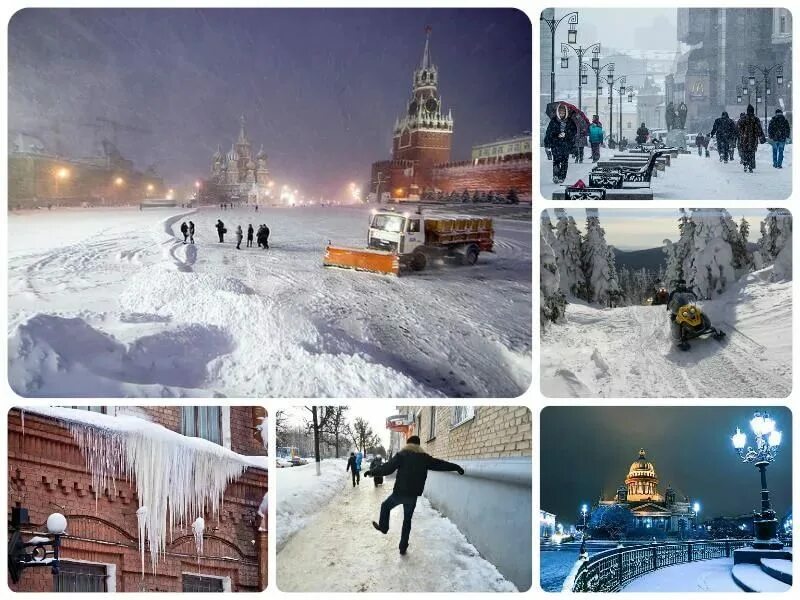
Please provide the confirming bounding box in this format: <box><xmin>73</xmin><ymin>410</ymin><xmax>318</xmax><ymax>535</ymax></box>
<box><xmin>588</xmin><ymin>150</ymin><xmax>672</xmax><ymax>189</ymax></box>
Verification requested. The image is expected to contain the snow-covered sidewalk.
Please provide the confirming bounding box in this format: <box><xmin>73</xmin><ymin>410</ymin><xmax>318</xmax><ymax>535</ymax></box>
<box><xmin>276</xmin><ymin>471</ymin><xmax>516</xmax><ymax>592</ymax></box>
<box><xmin>621</xmin><ymin>558</ymin><xmax>742</xmax><ymax>593</ymax></box>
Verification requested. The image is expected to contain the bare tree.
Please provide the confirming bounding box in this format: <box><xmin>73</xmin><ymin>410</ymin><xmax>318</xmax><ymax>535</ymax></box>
<box><xmin>322</xmin><ymin>406</ymin><xmax>349</xmax><ymax>458</ymax></box>
<box><xmin>305</xmin><ymin>406</ymin><xmax>335</xmax><ymax>476</ymax></box>
<box><xmin>348</xmin><ymin>417</ymin><xmax>376</xmax><ymax>454</ymax></box>
<box><xmin>275</xmin><ymin>410</ymin><xmax>289</xmax><ymax>447</ymax></box>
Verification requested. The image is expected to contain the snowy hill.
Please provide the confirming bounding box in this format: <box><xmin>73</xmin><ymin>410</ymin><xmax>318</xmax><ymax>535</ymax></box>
<box><xmin>541</xmin><ymin>268</ymin><xmax>791</xmax><ymax>397</ymax></box>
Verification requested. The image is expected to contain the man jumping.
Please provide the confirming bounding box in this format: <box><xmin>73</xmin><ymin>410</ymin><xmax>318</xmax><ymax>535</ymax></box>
<box><xmin>365</xmin><ymin>435</ymin><xmax>464</xmax><ymax>555</ymax></box>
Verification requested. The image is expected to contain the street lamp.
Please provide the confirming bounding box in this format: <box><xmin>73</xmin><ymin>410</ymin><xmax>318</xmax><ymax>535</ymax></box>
<box><xmin>561</xmin><ymin>41</ymin><xmax>601</xmax><ymax>114</ymax></box>
<box><xmin>584</xmin><ymin>60</ymin><xmax>615</xmax><ymax>118</ymax></box>
<box><xmin>731</xmin><ymin>410</ymin><xmax>784</xmax><ymax>550</ymax></box>
<box><xmin>540</xmin><ymin>11</ymin><xmax>579</xmax><ymax>103</ymax></box>
<box><xmin>114</xmin><ymin>177</ymin><xmax>124</xmax><ymax>186</ymax></box>
<box><xmin>693</xmin><ymin>502</ymin><xmax>701</xmax><ymax>531</ymax></box>
<box><xmin>8</xmin><ymin>508</ymin><xmax>67</xmax><ymax>583</ymax></box>
<box><xmin>749</xmin><ymin>64</ymin><xmax>784</xmax><ymax>128</ymax></box>
<box><xmin>54</xmin><ymin>167</ymin><xmax>70</xmax><ymax>199</ymax></box>
<box><xmin>581</xmin><ymin>504</ymin><xmax>588</xmax><ymax>529</ymax></box>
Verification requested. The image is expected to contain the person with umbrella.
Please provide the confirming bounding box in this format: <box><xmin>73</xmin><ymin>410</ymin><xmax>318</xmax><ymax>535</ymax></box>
<box><xmin>572</xmin><ymin>111</ymin><xmax>589</xmax><ymax>163</ymax></box>
<box><xmin>544</xmin><ymin>103</ymin><xmax>578</xmax><ymax>184</ymax></box>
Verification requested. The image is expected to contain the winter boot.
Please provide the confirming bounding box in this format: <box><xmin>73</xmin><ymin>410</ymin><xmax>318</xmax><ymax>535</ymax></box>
<box><xmin>372</xmin><ymin>522</ymin><xmax>388</xmax><ymax>534</ymax></box>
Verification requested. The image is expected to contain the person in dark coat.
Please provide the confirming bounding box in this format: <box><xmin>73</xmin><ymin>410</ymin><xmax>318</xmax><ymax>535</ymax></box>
<box><xmin>346</xmin><ymin>452</ymin><xmax>360</xmax><ymax>487</ymax></box>
<box><xmin>235</xmin><ymin>225</ymin><xmax>243</xmax><ymax>250</ymax></box>
<box><xmin>572</xmin><ymin>111</ymin><xmax>588</xmax><ymax>163</ymax></box>
<box><xmin>216</xmin><ymin>219</ymin><xmax>226</xmax><ymax>242</ymax></box>
<box><xmin>635</xmin><ymin>123</ymin><xmax>649</xmax><ymax>145</ymax></box>
<box><xmin>709</xmin><ymin>111</ymin><xmax>736</xmax><ymax>163</ymax></box>
<box><xmin>737</xmin><ymin>104</ymin><xmax>766</xmax><ymax>173</ymax></box>
<box><xmin>262</xmin><ymin>224</ymin><xmax>270</xmax><ymax>249</ymax></box>
<box><xmin>188</xmin><ymin>221</ymin><xmax>195</xmax><ymax>244</ymax></box>
<box><xmin>247</xmin><ymin>224</ymin><xmax>254</xmax><ymax>247</ymax></box>
<box><xmin>543</xmin><ymin>103</ymin><xmax>577</xmax><ymax>184</ymax></box>
<box><xmin>180</xmin><ymin>221</ymin><xmax>189</xmax><ymax>243</ymax></box>
<box><xmin>370</xmin><ymin>456</ymin><xmax>385</xmax><ymax>486</ymax></box>
<box><xmin>365</xmin><ymin>435</ymin><xmax>464</xmax><ymax>555</ymax></box>
<box><xmin>767</xmin><ymin>108</ymin><xmax>791</xmax><ymax>169</ymax></box>
<box><xmin>695</xmin><ymin>133</ymin><xmax>706</xmax><ymax>156</ymax></box>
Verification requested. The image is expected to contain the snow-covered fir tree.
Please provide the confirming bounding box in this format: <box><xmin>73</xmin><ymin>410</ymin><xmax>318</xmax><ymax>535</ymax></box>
<box><xmin>540</xmin><ymin>230</ymin><xmax>566</xmax><ymax>327</ymax></box>
<box><xmin>581</xmin><ymin>209</ymin><xmax>621</xmax><ymax>306</ymax></box>
<box><xmin>685</xmin><ymin>208</ymin><xmax>737</xmax><ymax>299</ymax></box>
<box><xmin>663</xmin><ymin>209</ymin><xmax>695</xmax><ymax>286</ymax></box>
<box><xmin>758</xmin><ymin>208</ymin><xmax>793</xmax><ymax>280</ymax></box>
<box><xmin>553</xmin><ymin>208</ymin><xmax>584</xmax><ymax>298</ymax></box>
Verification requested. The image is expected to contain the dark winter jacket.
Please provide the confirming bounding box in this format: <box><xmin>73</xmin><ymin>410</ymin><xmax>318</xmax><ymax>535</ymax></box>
<box><xmin>572</xmin><ymin>114</ymin><xmax>588</xmax><ymax>148</ymax></box>
<box><xmin>346</xmin><ymin>455</ymin><xmax>360</xmax><ymax>473</ymax></box>
<box><xmin>189</xmin><ymin>222</ymin><xmax>195</xmax><ymax>234</ymax></box>
<box><xmin>544</xmin><ymin>105</ymin><xmax>577</xmax><ymax>153</ymax></box>
<box><xmin>370</xmin><ymin>457</ymin><xmax>384</xmax><ymax>471</ymax></box>
<box><xmin>737</xmin><ymin>107</ymin><xmax>766</xmax><ymax>151</ymax></box>
<box><xmin>180</xmin><ymin>223</ymin><xmax>188</xmax><ymax>234</ymax></box>
<box><xmin>635</xmin><ymin>125</ymin><xmax>649</xmax><ymax>145</ymax></box>
<box><xmin>589</xmin><ymin>123</ymin><xmax>604</xmax><ymax>144</ymax></box>
<box><xmin>368</xmin><ymin>443</ymin><xmax>463</xmax><ymax>497</ymax></box>
<box><xmin>695</xmin><ymin>134</ymin><xmax>705</xmax><ymax>148</ymax></box>
<box><xmin>768</xmin><ymin>113</ymin><xmax>791</xmax><ymax>142</ymax></box>
<box><xmin>709</xmin><ymin>114</ymin><xmax>737</xmax><ymax>141</ymax></box>
<box><xmin>216</xmin><ymin>220</ymin><xmax>225</xmax><ymax>232</ymax></box>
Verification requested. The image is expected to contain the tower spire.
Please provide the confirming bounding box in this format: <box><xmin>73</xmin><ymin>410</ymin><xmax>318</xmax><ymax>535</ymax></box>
<box><xmin>238</xmin><ymin>115</ymin><xmax>248</xmax><ymax>144</ymax></box>
<box><xmin>421</xmin><ymin>25</ymin><xmax>432</xmax><ymax>69</ymax></box>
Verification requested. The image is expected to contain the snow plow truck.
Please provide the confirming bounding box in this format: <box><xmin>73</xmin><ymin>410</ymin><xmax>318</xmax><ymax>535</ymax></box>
<box><xmin>323</xmin><ymin>209</ymin><xmax>494</xmax><ymax>275</ymax></box>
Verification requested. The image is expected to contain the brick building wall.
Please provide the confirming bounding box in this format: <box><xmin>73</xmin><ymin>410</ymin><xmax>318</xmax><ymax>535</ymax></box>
<box><xmin>7</xmin><ymin>408</ymin><xmax>267</xmax><ymax>592</ymax></box>
<box><xmin>408</xmin><ymin>406</ymin><xmax>532</xmax><ymax>460</ymax></box>
<box><xmin>431</xmin><ymin>159</ymin><xmax>533</xmax><ymax>196</ymax></box>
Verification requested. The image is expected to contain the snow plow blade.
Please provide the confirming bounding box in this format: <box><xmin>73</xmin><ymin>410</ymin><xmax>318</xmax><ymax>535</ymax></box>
<box><xmin>323</xmin><ymin>246</ymin><xmax>400</xmax><ymax>276</ymax></box>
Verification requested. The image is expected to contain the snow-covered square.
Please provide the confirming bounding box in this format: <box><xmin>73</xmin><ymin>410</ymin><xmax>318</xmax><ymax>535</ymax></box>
<box><xmin>541</xmin><ymin>208</ymin><xmax>792</xmax><ymax>397</ymax></box>
<box><xmin>8</xmin><ymin>205</ymin><xmax>531</xmax><ymax>397</ymax></box>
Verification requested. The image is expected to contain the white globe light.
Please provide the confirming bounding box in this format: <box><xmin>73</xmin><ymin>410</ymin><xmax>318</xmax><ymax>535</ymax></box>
<box><xmin>762</xmin><ymin>417</ymin><xmax>776</xmax><ymax>434</ymax></box>
<box><xmin>750</xmin><ymin>415</ymin><xmax>766</xmax><ymax>436</ymax></box>
<box><xmin>768</xmin><ymin>430</ymin><xmax>782</xmax><ymax>447</ymax></box>
<box><xmin>732</xmin><ymin>428</ymin><xmax>747</xmax><ymax>449</ymax></box>
<box><xmin>46</xmin><ymin>513</ymin><xmax>67</xmax><ymax>535</ymax></box>
<box><xmin>693</xmin><ymin>502</ymin><xmax>700</xmax><ymax>513</ymax></box>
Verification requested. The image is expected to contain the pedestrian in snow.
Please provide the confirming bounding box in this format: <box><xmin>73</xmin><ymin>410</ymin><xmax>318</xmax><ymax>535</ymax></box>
<box><xmin>355</xmin><ymin>451</ymin><xmax>363</xmax><ymax>473</ymax></box>
<box><xmin>365</xmin><ymin>435</ymin><xmax>464</xmax><ymax>555</ymax></box>
<box><xmin>255</xmin><ymin>204</ymin><xmax>259</xmax><ymax>212</ymax></box>
<box><xmin>768</xmin><ymin>108</ymin><xmax>791</xmax><ymax>169</ymax></box>
<box><xmin>370</xmin><ymin>456</ymin><xmax>385</xmax><ymax>486</ymax></box>
<box><xmin>709</xmin><ymin>111</ymin><xmax>736</xmax><ymax>163</ymax></box>
<box><xmin>346</xmin><ymin>452</ymin><xmax>361</xmax><ymax>487</ymax></box>
<box><xmin>216</xmin><ymin>219</ymin><xmax>226</xmax><ymax>243</ymax></box>
<box><xmin>235</xmin><ymin>225</ymin><xmax>243</xmax><ymax>249</ymax></box>
<box><xmin>635</xmin><ymin>122</ymin><xmax>649</xmax><ymax>146</ymax></box>
<box><xmin>695</xmin><ymin>133</ymin><xmax>706</xmax><ymax>156</ymax></box>
<box><xmin>188</xmin><ymin>221</ymin><xmax>195</xmax><ymax>244</ymax></box>
<box><xmin>261</xmin><ymin>224</ymin><xmax>270</xmax><ymax>249</ymax></box>
<box><xmin>588</xmin><ymin>115</ymin><xmax>604</xmax><ymax>163</ymax></box>
<box><xmin>180</xmin><ymin>221</ymin><xmax>189</xmax><ymax>243</ymax></box>
<box><xmin>572</xmin><ymin>112</ymin><xmax>588</xmax><ymax>163</ymax></box>
<box><xmin>544</xmin><ymin>103</ymin><xmax>577</xmax><ymax>184</ymax></box>
<box><xmin>737</xmin><ymin>104</ymin><xmax>765</xmax><ymax>173</ymax></box>
<box><xmin>247</xmin><ymin>224</ymin><xmax>254</xmax><ymax>247</ymax></box>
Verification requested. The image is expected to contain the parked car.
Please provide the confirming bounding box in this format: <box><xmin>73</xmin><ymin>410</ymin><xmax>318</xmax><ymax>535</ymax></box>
<box><xmin>291</xmin><ymin>456</ymin><xmax>309</xmax><ymax>466</ymax></box>
<box><xmin>277</xmin><ymin>457</ymin><xmax>293</xmax><ymax>468</ymax></box>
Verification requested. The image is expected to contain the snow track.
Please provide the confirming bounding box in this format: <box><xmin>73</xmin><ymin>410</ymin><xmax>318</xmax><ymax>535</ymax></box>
<box><xmin>542</xmin><ymin>275</ymin><xmax>791</xmax><ymax>398</ymax></box>
<box><xmin>8</xmin><ymin>205</ymin><xmax>531</xmax><ymax>397</ymax></box>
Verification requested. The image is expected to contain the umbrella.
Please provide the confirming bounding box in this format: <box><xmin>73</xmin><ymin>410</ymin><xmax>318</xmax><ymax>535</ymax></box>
<box><xmin>546</xmin><ymin>101</ymin><xmax>590</xmax><ymax>127</ymax></box>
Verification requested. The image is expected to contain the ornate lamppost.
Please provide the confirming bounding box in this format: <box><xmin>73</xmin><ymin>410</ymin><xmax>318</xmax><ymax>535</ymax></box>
<box><xmin>749</xmin><ymin>64</ymin><xmax>784</xmax><ymax>128</ymax></box>
<box><xmin>561</xmin><ymin>41</ymin><xmax>601</xmax><ymax>114</ymax></box>
<box><xmin>607</xmin><ymin>75</ymin><xmax>626</xmax><ymax>147</ymax></box>
<box><xmin>731</xmin><ymin>411</ymin><xmax>784</xmax><ymax>551</ymax></box>
<box><xmin>8</xmin><ymin>508</ymin><xmax>67</xmax><ymax>583</ymax></box>
<box><xmin>540</xmin><ymin>11</ymin><xmax>579</xmax><ymax>103</ymax></box>
<box><xmin>583</xmin><ymin>59</ymin><xmax>615</xmax><ymax>119</ymax></box>
<box><xmin>581</xmin><ymin>504</ymin><xmax>588</xmax><ymax>530</ymax></box>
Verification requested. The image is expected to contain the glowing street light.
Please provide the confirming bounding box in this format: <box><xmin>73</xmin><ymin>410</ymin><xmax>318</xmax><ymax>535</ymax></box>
<box><xmin>114</xmin><ymin>177</ymin><xmax>125</xmax><ymax>186</ymax></box>
<box><xmin>731</xmin><ymin>410</ymin><xmax>784</xmax><ymax>550</ymax></box>
<box><xmin>56</xmin><ymin>167</ymin><xmax>70</xmax><ymax>180</ymax></box>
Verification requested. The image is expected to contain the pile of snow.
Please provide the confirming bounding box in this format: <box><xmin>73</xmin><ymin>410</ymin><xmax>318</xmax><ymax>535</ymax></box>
<box><xmin>276</xmin><ymin>459</ymin><xmax>348</xmax><ymax>550</ymax></box>
<box><xmin>19</xmin><ymin>406</ymin><xmax>266</xmax><ymax>575</ymax></box>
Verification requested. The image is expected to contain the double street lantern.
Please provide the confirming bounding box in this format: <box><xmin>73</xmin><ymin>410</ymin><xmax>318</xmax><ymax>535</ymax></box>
<box><xmin>540</xmin><ymin>11</ymin><xmax>579</xmax><ymax>103</ymax></box>
<box><xmin>731</xmin><ymin>411</ymin><xmax>784</xmax><ymax>550</ymax></box>
<box><xmin>585</xmin><ymin>60</ymin><xmax>615</xmax><ymax>118</ymax></box>
<box><xmin>561</xmin><ymin>41</ymin><xmax>601</xmax><ymax>115</ymax></box>
<box><xmin>8</xmin><ymin>508</ymin><xmax>67</xmax><ymax>583</ymax></box>
<box><xmin>749</xmin><ymin>64</ymin><xmax>784</xmax><ymax>128</ymax></box>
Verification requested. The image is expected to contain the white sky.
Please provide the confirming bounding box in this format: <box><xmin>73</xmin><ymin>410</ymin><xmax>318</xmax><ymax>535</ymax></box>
<box><xmin>544</xmin><ymin>208</ymin><xmax>768</xmax><ymax>250</ymax></box>
<box><xmin>284</xmin><ymin>405</ymin><xmax>396</xmax><ymax>449</ymax></box>
<box><xmin>550</xmin><ymin>8</ymin><xmax>678</xmax><ymax>53</ymax></box>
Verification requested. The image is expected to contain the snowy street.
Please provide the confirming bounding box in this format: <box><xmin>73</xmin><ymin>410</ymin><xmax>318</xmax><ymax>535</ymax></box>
<box><xmin>8</xmin><ymin>204</ymin><xmax>531</xmax><ymax>397</ymax></box>
<box><xmin>541</xmin><ymin>269</ymin><xmax>791</xmax><ymax>397</ymax></box>
<box><xmin>539</xmin><ymin>143</ymin><xmax>791</xmax><ymax>200</ymax></box>
<box><xmin>621</xmin><ymin>558</ymin><xmax>743</xmax><ymax>593</ymax></box>
<box><xmin>276</xmin><ymin>461</ymin><xmax>516</xmax><ymax>592</ymax></box>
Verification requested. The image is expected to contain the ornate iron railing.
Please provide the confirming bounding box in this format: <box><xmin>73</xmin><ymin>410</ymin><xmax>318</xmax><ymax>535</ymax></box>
<box><xmin>571</xmin><ymin>539</ymin><xmax>750</xmax><ymax>592</ymax></box>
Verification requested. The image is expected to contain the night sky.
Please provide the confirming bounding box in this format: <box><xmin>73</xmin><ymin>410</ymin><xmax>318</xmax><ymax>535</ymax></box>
<box><xmin>9</xmin><ymin>8</ymin><xmax>532</xmax><ymax>196</ymax></box>
<box><xmin>540</xmin><ymin>406</ymin><xmax>792</xmax><ymax>524</ymax></box>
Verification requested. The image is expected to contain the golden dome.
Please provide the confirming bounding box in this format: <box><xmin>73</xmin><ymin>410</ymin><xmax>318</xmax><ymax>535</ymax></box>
<box><xmin>627</xmin><ymin>448</ymin><xmax>658</xmax><ymax>481</ymax></box>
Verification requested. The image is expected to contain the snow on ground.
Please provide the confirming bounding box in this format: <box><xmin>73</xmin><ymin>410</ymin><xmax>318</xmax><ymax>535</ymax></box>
<box><xmin>541</xmin><ymin>268</ymin><xmax>791</xmax><ymax>397</ymax></box>
<box><xmin>8</xmin><ymin>205</ymin><xmax>531</xmax><ymax>397</ymax></box>
<box><xmin>621</xmin><ymin>557</ymin><xmax>742</xmax><ymax>592</ymax></box>
<box><xmin>276</xmin><ymin>459</ymin><xmax>349</xmax><ymax>549</ymax></box>
<box><xmin>539</xmin><ymin>143</ymin><xmax>791</xmax><ymax>200</ymax></box>
<box><xmin>276</xmin><ymin>470</ymin><xmax>516</xmax><ymax>592</ymax></box>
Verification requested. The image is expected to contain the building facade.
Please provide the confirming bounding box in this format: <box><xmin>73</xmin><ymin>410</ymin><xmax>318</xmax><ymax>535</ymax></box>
<box><xmin>8</xmin><ymin>406</ymin><xmax>268</xmax><ymax>592</ymax></box>
<box><xmin>471</xmin><ymin>134</ymin><xmax>532</xmax><ymax>163</ymax></box>
<box><xmin>388</xmin><ymin>406</ymin><xmax>532</xmax><ymax>591</ymax></box>
<box><xmin>597</xmin><ymin>449</ymin><xmax>696</xmax><ymax>535</ymax></box>
<box><xmin>370</xmin><ymin>29</ymin><xmax>531</xmax><ymax>201</ymax></box>
<box><xmin>206</xmin><ymin>116</ymin><xmax>272</xmax><ymax>205</ymax></box>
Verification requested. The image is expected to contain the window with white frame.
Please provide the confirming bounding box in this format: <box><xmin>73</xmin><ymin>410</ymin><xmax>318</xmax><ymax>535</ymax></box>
<box><xmin>451</xmin><ymin>406</ymin><xmax>476</xmax><ymax>428</ymax></box>
<box><xmin>181</xmin><ymin>406</ymin><xmax>222</xmax><ymax>445</ymax></box>
<box><xmin>428</xmin><ymin>407</ymin><xmax>437</xmax><ymax>441</ymax></box>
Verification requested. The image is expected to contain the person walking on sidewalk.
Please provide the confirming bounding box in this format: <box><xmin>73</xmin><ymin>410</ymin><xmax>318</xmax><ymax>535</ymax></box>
<box><xmin>365</xmin><ymin>435</ymin><xmax>464</xmax><ymax>555</ymax></box>
<box><xmin>346</xmin><ymin>452</ymin><xmax>361</xmax><ymax>487</ymax></box>
<box><xmin>235</xmin><ymin>225</ymin><xmax>243</xmax><ymax>249</ymax></box>
<box><xmin>768</xmin><ymin>108</ymin><xmax>791</xmax><ymax>169</ymax></box>
<box><xmin>588</xmin><ymin>115</ymin><xmax>603</xmax><ymax>163</ymax></box>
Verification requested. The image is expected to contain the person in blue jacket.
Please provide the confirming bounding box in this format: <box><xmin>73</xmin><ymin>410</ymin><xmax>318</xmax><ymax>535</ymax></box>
<box><xmin>355</xmin><ymin>451</ymin><xmax>363</xmax><ymax>473</ymax></box>
<box><xmin>588</xmin><ymin>115</ymin><xmax>604</xmax><ymax>163</ymax></box>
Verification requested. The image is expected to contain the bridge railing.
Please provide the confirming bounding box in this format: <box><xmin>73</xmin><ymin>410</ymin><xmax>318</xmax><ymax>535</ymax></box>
<box><xmin>569</xmin><ymin>539</ymin><xmax>750</xmax><ymax>592</ymax></box>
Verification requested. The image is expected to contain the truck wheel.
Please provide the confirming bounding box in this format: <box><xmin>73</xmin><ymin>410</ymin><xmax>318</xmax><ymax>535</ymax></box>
<box><xmin>463</xmin><ymin>245</ymin><xmax>479</xmax><ymax>266</ymax></box>
<box><xmin>411</xmin><ymin>251</ymin><xmax>427</xmax><ymax>271</ymax></box>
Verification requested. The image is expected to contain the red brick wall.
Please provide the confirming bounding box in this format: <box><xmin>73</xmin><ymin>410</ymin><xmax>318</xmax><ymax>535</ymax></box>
<box><xmin>432</xmin><ymin>159</ymin><xmax>533</xmax><ymax>195</ymax></box>
<box><xmin>7</xmin><ymin>409</ymin><xmax>267</xmax><ymax>592</ymax></box>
